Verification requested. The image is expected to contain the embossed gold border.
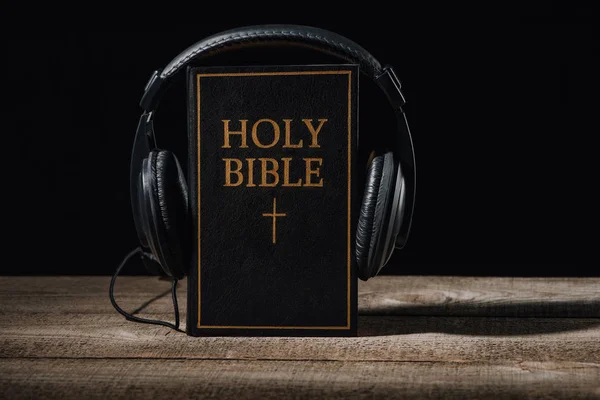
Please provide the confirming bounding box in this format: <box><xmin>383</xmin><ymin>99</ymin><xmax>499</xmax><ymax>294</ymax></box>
<box><xmin>197</xmin><ymin>70</ymin><xmax>353</xmax><ymax>330</ymax></box>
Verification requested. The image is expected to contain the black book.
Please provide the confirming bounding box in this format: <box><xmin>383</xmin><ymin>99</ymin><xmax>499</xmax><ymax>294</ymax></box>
<box><xmin>186</xmin><ymin>64</ymin><xmax>358</xmax><ymax>336</ymax></box>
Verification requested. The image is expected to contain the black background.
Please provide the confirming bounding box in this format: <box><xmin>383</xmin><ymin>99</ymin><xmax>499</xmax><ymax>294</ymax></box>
<box><xmin>4</xmin><ymin>6</ymin><xmax>596</xmax><ymax>276</ymax></box>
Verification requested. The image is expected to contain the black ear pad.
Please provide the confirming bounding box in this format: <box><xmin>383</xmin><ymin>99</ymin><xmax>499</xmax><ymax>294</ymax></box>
<box><xmin>355</xmin><ymin>152</ymin><xmax>396</xmax><ymax>280</ymax></box>
<box><xmin>134</xmin><ymin>172</ymin><xmax>166</xmax><ymax>276</ymax></box>
<box><xmin>140</xmin><ymin>150</ymin><xmax>189</xmax><ymax>280</ymax></box>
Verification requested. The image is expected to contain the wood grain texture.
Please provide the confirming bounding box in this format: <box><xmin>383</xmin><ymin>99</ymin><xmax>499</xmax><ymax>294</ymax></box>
<box><xmin>1</xmin><ymin>276</ymin><xmax>598</xmax><ymax>317</ymax></box>
<box><xmin>1</xmin><ymin>314</ymin><xmax>599</xmax><ymax>362</ymax></box>
<box><xmin>1</xmin><ymin>359</ymin><xmax>599</xmax><ymax>400</ymax></box>
<box><xmin>0</xmin><ymin>276</ymin><xmax>599</xmax><ymax>399</ymax></box>
<box><xmin>360</xmin><ymin>275</ymin><xmax>600</xmax><ymax>317</ymax></box>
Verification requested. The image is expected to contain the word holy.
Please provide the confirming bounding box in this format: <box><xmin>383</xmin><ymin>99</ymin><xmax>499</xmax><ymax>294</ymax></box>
<box><xmin>221</xmin><ymin>118</ymin><xmax>327</xmax><ymax>187</ymax></box>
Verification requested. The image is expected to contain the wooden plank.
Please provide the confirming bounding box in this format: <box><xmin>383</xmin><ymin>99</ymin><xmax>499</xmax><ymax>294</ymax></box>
<box><xmin>0</xmin><ymin>276</ymin><xmax>173</xmax><ymax>296</ymax></box>
<box><xmin>1</xmin><ymin>314</ymin><xmax>598</xmax><ymax>362</ymax></box>
<box><xmin>1</xmin><ymin>277</ymin><xmax>598</xmax><ymax>398</ymax></box>
<box><xmin>359</xmin><ymin>275</ymin><xmax>600</xmax><ymax>317</ymax></box>
<box><xmin>1</xmin><ymin>276</ymin><xmax>598</xmax><ymax>317</ymax></box>
<box><xmin>1</xmin><ymin>359</ymin><xmax>598</xmax><ymax>399</ymax></box>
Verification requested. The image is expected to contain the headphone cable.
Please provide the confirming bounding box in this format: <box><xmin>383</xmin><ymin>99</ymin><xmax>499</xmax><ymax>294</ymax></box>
<box><xmin>109</xmin><ymin>247</ymin><xmax>183</xmax><ymax>333</ymax></box>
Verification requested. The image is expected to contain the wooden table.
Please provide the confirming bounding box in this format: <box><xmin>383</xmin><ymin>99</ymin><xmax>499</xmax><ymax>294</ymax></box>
<box><xmin>0</xmin><ymin>276</ymin><xmax>598</xmax><ymax>399</ymax></box>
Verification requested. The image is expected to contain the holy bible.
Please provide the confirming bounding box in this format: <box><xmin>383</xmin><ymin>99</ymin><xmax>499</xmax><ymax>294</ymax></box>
<box><xmin>186</xmin><ymin>64</ymin><xmax>358</xmax><ymax>336</ymax></box>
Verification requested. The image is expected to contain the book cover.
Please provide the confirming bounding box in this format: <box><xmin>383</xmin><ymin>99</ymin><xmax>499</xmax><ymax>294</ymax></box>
<box><xmin>186</xmin><ymin>64</ymin><xmax>358</xmax><ymax>336</ymax></box>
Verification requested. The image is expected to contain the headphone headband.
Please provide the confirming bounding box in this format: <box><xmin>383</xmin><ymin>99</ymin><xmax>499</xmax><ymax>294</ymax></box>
<box><xmin>140</xmin><ymin>24</ymin><xmax>405</xmax><ymax>113</ymax></box>
<box><xmin>163</xmin><ymin>25</ymin><xmax>382</xmax><ymax>79</ymax></box>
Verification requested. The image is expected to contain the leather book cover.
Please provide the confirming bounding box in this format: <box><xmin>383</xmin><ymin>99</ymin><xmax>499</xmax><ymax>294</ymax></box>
<box><xmin>186</xmin><ymin>64</ymin><xmax>358</xmax><ymax>336</ymax></box>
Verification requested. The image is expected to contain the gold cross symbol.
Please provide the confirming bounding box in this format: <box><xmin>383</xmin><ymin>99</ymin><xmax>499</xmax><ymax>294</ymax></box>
<box><xmin>262</xmin><ymin>197</ymin><xmax>287</xmax><ymax>244</ymax></box>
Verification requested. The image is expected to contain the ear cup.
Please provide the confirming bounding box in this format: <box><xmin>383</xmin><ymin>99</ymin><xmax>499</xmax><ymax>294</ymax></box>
<box><xmin>355</xmin><ymin>152</ymin><xmax>396</xmax><ymax>280</ymax></box>
<box><xmin>381</xmin><ymin>163</ymin><xmax>406</xmax><ymax>264</ymax></box>
<box><xmin>141</xmin><ymin>150</ymin><xmax>189</xmax><ymax>279</ymax></box>
<box><xmin>134</xmin><ymin>172</ymin><xmax>167</xmax><ymax>276</ymax></box>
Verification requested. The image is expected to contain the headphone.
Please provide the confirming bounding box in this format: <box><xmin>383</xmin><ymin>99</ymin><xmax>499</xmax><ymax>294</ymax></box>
<box><xmin>130</xmin><ymin>24</ymin><xmax>415</xmax><ymax>283</ymax></box>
